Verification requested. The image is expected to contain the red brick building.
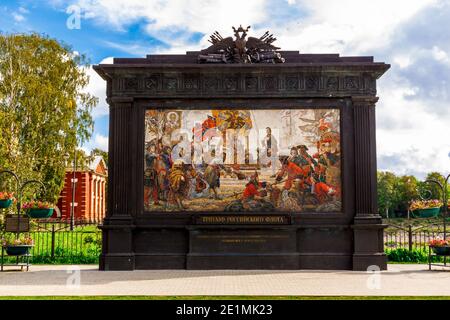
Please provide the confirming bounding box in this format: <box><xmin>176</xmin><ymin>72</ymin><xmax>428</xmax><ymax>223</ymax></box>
<box><xmin>57</xmin><ymin>156</ymin><xmax>108</xmax><ymax>223</ymax></box>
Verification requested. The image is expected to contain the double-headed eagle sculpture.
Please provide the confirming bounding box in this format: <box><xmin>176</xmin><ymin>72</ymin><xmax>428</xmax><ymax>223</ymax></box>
<box><xmin>198</xmin><ymin>25</ymin><xmax>285</xmax><ymax>64</ymax></box>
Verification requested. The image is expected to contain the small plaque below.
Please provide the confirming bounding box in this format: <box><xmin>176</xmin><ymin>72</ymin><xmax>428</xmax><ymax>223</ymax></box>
<box><xmin>195</xmin><ymin>215</ymin><xmax>290</xmax><ymax>225</ymax></box>
<box><xmin>5</xmin><ymin>215</ymin><xmax>30</xmax><ymax>232</ymax></box>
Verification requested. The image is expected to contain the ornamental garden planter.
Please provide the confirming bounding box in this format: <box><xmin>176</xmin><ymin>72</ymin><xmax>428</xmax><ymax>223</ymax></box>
<box><xmin>0</xmin><ymin>199</ymin><xmax>13</xmax><ymax>209</ymax></box>
<box><xmin>4</xmin><ymin>245</ymin><xmax>33</xmax><ymax>256</ymax></box>
<box><xmin>412</xmin><ymin>207</ymin><xmax>440</xmax><ymax>218</ymax></box>
<box><xmin>0</xmin><ymin>170</ymin><xmax>45</xmax><ymax>272</ymax></box>
<box><xmin>26</xmin><ymin>208</ymin><xmax>54</xmax><ymax>219</ymax></box>
<box><xmin>431</xmin><ymin>246</ymin><xmax>450</xmax><ymax>256</ymax></box>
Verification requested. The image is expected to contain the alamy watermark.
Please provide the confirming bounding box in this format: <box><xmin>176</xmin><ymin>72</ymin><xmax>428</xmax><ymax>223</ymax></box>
<box><xmin>66</xmin><ymin>265</ymin><xmax>81</xmax><ymax>289</ymax></box>
<box><xmin>66</xmin><ymin>5</ymin><xmax>82</xmax><ymax>30</ymax></box>
<box><xmin>366</xmin><ymin>265</ymin><xmax>381</xmax><ymax>290</ymax></box>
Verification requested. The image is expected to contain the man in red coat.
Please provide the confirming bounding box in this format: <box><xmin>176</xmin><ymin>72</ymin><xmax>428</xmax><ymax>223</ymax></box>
<box><xmin>202</xmin><ymin>115</ymin><xmax>217</xmax><ymax>137</ymax></box>
<box><xmin>241</xmin><ymin>172</ymin><xmax>268</xmax><ymax>210</ymax></box>
<box><xmin>275</xmin><ymin>156</ymin><xmax>306</xmax><ymax>191</ymax></box>
<box><xmin>242</xmin><ymin>173</ymin><xmax>265</xmax><ymax>201</ymax></box>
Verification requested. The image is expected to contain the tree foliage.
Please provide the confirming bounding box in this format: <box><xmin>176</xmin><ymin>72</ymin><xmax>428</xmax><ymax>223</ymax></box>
<box><xmin>0</xmin><ymin>33</ymin><xmax>97</xmax><ymax>202</ymax></box>
<box><xmin>395</xmin><ymin>175</ymin><xmax>420</xmax><ymax>212</ymax></box>
<box><xmin>377</xmin><ymin>171</ymin><xmax>449</xmax><ymax>217</ymax></box>
<box><xmin>90</xmin><ymin>148</ymin><xmax>108</xmax><ymax>166</ymax></box>
<box><xmin>423</xmin><ymin>172</ymin><xmax>449</xmax><ymax>201</ymax></box>
<box><xmin>377</xmin><ymin>171</ymin><xmax>397</xmax><ymax>217</ymax></box>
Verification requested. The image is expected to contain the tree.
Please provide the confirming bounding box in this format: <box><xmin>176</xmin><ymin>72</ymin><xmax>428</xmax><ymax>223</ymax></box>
<box><xmin>90</xmin><ymin>148</ymin><xmax>108</xmax><ymax>167</ymax></box>
<box><xmin>377</xmin><ymin>171</ymin><xmax>397</xmax><ymax>217</ymax></box>
<box><xmin>394</xmin><ymin>175</ymin><xmax>420</xmax><ymax>213</ymax></box>
<box><xmin>423</xmin><ymin>172</ymin><xmax>448</xmax><ymax>201</ymax></box>
<box><xmin>0</xmin><ymin>33</ymin><xmax>97</xmax><ymax>202</ymax></box>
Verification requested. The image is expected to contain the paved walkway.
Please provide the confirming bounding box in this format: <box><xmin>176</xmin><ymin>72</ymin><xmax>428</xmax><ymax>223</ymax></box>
<box><xmin>1</xmin><ymin>264</ymin><xmax>450</xmax><ymax>296</ymax></box>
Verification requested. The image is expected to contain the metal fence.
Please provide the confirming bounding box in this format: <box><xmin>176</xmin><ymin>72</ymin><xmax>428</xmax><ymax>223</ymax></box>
<box><xmin>384</xmin><ymin>219</ymin><xmax>447</xmax><ymax>251</ymax></box>
<box><xmin>2</xmin><ymin>217</ymin><xmax>446</xmax><ymax>263</ymax></box>
<box><xmin>2</xmin><ymin>219</ymin><xmax>101</xmax><ymax>263</ymax></box>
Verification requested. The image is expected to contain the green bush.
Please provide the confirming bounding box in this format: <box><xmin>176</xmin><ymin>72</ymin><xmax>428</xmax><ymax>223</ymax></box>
<box><xmin>83</xmin><ymin>235</ymin><xmax>95</xmax><ymax>244</ymax></box>
<box><xmin>386</xmin><ymin>248</ymin><xmax>448</xmax><ymax>263</ymax></box>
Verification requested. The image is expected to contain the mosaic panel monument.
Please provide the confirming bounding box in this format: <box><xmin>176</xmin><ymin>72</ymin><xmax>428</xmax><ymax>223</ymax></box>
<box><xmin>95</xmin><ymin>26</ymin><xmax>390</xmax><ymax>271</ymax></box>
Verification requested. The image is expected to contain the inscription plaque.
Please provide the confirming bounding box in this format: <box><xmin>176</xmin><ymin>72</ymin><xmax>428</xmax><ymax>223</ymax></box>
<box><xmin>195</xmin><ymin>215</ymin><xmax>290</xmax><ymax>225</ymax></box>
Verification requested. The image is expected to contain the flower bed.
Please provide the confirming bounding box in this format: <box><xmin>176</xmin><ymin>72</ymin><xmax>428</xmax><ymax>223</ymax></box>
<box><xmin>22</xmin><ymin>201</ymin><xmax>54</xmax><ymax>219</ymax></box>
<box><xmin>410</xmin><ymin>200</ymin><xmax>442</xmax><ymax>218</ymax></box>
<box><xmin>429</xmin><ymin>238</ymin><xmax>450</xmax><ymax>256</ymax></box>
<box><xmin>0</xmin><ymin>192</ymin><xmax>15</xmax><ymax>209</ymax></box>
<box><xmin>1</xmin><ymin>237</ymin><xmax>34</xmax><ymax>256</ymax></box>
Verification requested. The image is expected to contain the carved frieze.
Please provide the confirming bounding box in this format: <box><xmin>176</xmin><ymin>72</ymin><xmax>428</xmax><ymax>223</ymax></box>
<box><xmin>326</xmin><ymin>76</ymin><xmax>339</xmax><ymax>91</ymax></box>
<box><xmin>124</xmin><ymin>78</ymin><xmax>139</xmax><ymax>90</ymax></box>
<box><xmin>344</xmin><ymin>76</ymin><xmax>359</xmax><ymax>90</ymax></box>
<box><xmin>112</xmin><ymin>72</ymin><xmax>375</xmax><ymax>97</ymax></box>
<box><xmin>183</xmin><ymin>76</ymin><xmax>200</xmax><ymax>90</ymax></box>
<box><xmin>204</xmin><ymin>77</ymin><xmax>219</xmax><ymax>91</ymax></box>
<box><xmin>285</xmin><ymin>75</ymin><xmax>299</xmax><ymax>90</ymax></box>
<box><xmin>163</xmin><ymin>77</ymin><xmax>178</xmax><ymax>91</ymax></box>
<box><xmin>145</xmin><ymin>76</ymin><xmax>159</xmax><ymax>90</ymax></box>
<box><xmin>245</xmin><ymin>76</ymin><xmax>258</xmax><ymax>90</ymax></box>
<box><xmin>263</xmin><ymin>75</ymin><xmax>278</xmax><ymax>90</ymax></box>
<box><xmin>304</xmin><ymin>75</ymin><xmax>320</xmax><ymax>90</ymax></box>
<box><xmin>223</xmin><ymin>76</ymin><xmax>238</xmax><ymax>91</ymax></box>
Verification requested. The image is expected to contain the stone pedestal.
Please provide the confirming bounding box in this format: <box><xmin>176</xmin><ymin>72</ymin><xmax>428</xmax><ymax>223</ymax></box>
<box><xmin>186</xmin><ymin>226</ymin><xmax>299</xmax><ymax>269</ymax></box>
<box><xmin>352</xmin><ymin>215</ymin><xmax>387</xmax><ymax>271</ymax></box>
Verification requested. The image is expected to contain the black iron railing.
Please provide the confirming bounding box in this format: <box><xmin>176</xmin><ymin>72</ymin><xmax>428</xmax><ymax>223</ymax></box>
<box><xmin>1</xmin><ymin>219</ymin><xmax>101</xmax><ymax>264</ymax></box>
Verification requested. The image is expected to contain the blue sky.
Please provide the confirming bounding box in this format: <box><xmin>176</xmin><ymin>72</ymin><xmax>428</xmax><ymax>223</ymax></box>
<box><xmin>1</xmin><ymin>0</ymin><xmax>449</xmax><ymax>178</ymax></box>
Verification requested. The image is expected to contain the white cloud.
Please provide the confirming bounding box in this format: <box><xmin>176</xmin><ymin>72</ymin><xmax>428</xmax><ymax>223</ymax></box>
<box><xmin>83</xmin><ymin>56</ymin><xmax>112</xmax><ymax>119</ymax></box>
<box><xmin>82</xmin><ymin>133</ymin><xmax>108</xmax><ymax>153</ymax></box>
<box><xmin>269</xmin><ymin>0</ymin><xmax>439</xmax><ymax>54</ymax></box>
<box><xmin>12</xmin><ymin>12</ymin><xmax>25</xmax><ymax>22</ymax></box>
<box><xmin>70</xmin><ymin>0</ymin><xmax>267</xmax><ymax>48</ymax></box>
<box><xmin>93</xmin><ymin>133</ymin><xmax>108</xmax><ymax>151</ymax></box>
<box><xmin>18</xmin><ymin>6</ymin><xmax>29</xmax><ymax>14</ymax></box>
<box><xmin>376</xmin><ymin>73</ymin><xmax>450</xmax><ymax>178</ymax></box>
<box><xmin>70</xmin><ymin>0</ymin><xmax>450</xmax><ymax>177</ymax></box>
<box><xmin>432</xmin><ymin>46</ymin><xmax>450</xmax><ymax>65</ymax></box>
<box><xmin>393</xmin><ymin>55</ymin><xmax>413</xmax><ymax>69</ymax></box>
<box><xmin>62</xmin><ymin>0</ymin><xmax>438</xmax><ymax>55</ymax></box>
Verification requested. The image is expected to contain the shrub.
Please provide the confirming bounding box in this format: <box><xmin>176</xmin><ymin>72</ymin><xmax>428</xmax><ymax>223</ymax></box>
<box><xmin>386</xmin><ymin>248</ymin><xmax>447</xmax><ymax>263</ymax></box>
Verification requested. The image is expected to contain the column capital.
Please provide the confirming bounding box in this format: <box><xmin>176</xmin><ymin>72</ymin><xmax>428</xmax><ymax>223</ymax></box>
<box><xmin>352</xmin><ymin>96</ymin><xmax>379</xmax><ymax>106</ymax></box>
<box><xmin>110</xmin><ymin>96</ymin><xmax>134</xmax><ymax>104</ymax></box>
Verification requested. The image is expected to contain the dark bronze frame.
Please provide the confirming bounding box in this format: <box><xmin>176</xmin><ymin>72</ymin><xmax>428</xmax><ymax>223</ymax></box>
<box><xmin>95</xmin><ymin>51</ymin><xmax>390</xmax><ymax>270</ymax></box>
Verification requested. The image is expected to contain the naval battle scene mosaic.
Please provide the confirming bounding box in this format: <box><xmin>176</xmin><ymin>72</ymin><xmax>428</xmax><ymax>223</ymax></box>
<box><xmin>144</xmin><ymin>108</ymin><xmax>342</xmax><ymax>213</ymax></box>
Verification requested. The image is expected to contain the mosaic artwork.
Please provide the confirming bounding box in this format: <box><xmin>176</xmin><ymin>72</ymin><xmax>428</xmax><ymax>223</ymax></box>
<box><xmin>144</xmin><ymin>108</ymin><xmax>341</xmax><ymax>212</ymax></box>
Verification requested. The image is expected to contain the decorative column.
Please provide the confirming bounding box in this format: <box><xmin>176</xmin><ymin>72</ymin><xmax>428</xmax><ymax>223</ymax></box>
<box><xmin>102</xmin><ymin>179</ymin><xmax>106</xmax><ymax>219</ymax></box>
<box><xmin>99</xmin><ymin>96</ymin><xmax>136</xmax><ymax>270</ymax></box>
<box><xmin>352</xmin><ymin>96</ymin><xmax>387</xmax><ymax>271</ymax></box>
<box><xmin>99</xmin><ymin>178</ymin><xmax>103</xmax><ymax>220</ymax></box>
<box><xmin>95</xmin><ymin>178</ymin><xmax>100</xmax><ymax>221</ymax></box>
<box><xmin>90</xmin><ymin>176</ymin><xmax>94</xmax><ymax>223</ymax></box>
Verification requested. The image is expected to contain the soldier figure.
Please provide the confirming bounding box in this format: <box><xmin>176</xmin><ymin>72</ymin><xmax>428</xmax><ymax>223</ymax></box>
<box><xmin>204</xmin><ymin>158</ymin><xmax>222</xmax><ymax>200</ymax></box>
<box><xmin>144</xmin><ymin>144</ymin><xmax>160</xmax><ymax>206</ymax></box>
<box><xmin>168</xmin><ymin>160</ymin><xmax>190</xmax><ymax>209</ymax></box>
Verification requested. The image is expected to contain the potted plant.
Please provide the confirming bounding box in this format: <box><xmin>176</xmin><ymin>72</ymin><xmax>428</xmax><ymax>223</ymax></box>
<box><xmin>429</xmin><ymin>238</ymin><xmax>450</xmax><ymax>256</ymax></box>
<box><xmin>0</xmin><ymin>192</ymin><xmax>15</xmax><ymax>209</ymax></box>
<box><xmin>1</xmin><ymin>237</ymin><xmax>34</xmax><ymax>256</ymax></box>
<box><xmin>22</xmin><ymin>201</ymin><xmax>55</xmax><ymax>219</ymax></box>
<box><xmin>409</xmin><ymin>199</ymin><xmax>442</xmax><ymax>218</ymax></box>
